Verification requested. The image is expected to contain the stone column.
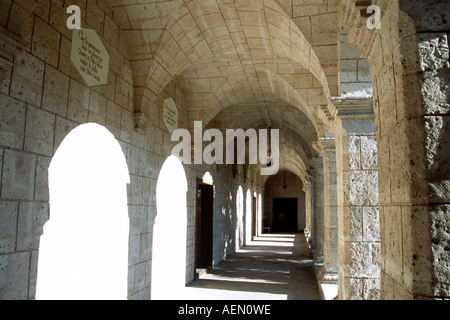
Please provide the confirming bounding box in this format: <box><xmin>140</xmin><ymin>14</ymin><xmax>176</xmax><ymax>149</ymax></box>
<box><xmin>318</xmin><ymin>137</ymin><xmax>339</xmax><ymax>287</ymax></box>
<box><xmin>303</xmin><ymin>178</ymin><xmax>313</xmax><ymax>251</ymax></box>
<box><xmin>332</xmin><ymin>98</ymin><xmax>381</xmax><ymax>300</ymax></box>
<box><xmin>312</xmin><ymin>157</ymin><xmax>324</xmax><ymax>269</ymax></box>
<box><xmin>340</xmin><ymin>0</ymin><xmax>450</xmax><ymax>299</ymax></box>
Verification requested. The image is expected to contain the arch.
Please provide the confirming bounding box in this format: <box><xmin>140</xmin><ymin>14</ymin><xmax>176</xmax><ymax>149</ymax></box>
<box><xmin>235</xmin><ymin>186</ymin><xmax>245</xmax><ymax>251</ymax></box>
<box><xmin>245</xmin><ymin>189</ymin><xmax>253</xmax><ymax>245</ymax></box>
<box><xmin>36</xmin><ymin>123</ymin><xmax>130</xmax><ymax>300</ymax></box>
<box><xmin>202</xmin><ymin>172</ymin><xmax>214</xmax><ymax>185</ymax></box>
<box><xmin>263</xmin><ymin>170</ymin><xmax>306</xmax><ymax>233</ymax></box>
<box><xmin>139</xmin><ymin>0</ymin><xmax>331</xmax><ymax>117</ymax></box>
<box><xmin>204</xmin><ymin>68</ymin><xmax>320</xmax><ymax>128</ymax></box>
<box><xmin>151</xmin><ymin>155</ymin><xmax>188</xmax><ymax>300</ymax></box>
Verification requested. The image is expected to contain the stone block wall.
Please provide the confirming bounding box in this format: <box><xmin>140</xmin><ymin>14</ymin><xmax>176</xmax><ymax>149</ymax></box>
<box><xmin>0</xmin><ymin>0</ymin><xmax>251</xmax><ymax>300</ymax></box>
<box><xmin>340</xmin><ymin>29</ymin><xmax>373</xmax><ymax>99</ymax></box>
<box><xmin>335</xmin><ymin>113</ymin><xmax>381</xmax><ymax>300</ymax></box>
<box><xmin>365</xmin><ymin>0</ymin><xmax>449</xmax><ymax>299</ymax></box>
<box><xmin>342</xmin><ymin>0</ymin><xmax>450</xmax><ymax>299</ymax></box>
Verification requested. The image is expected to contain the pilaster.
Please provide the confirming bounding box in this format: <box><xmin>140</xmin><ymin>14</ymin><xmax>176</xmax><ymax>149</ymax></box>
<box><xmin>311</xmin><ymin>156</ymin><xmax>324</xmax><ymax>269</ymax></box>
<box><xmin>317</xmin><ymin>136</ymin><xmax>339</xmax><ymax>291</ymax></box>
<box><xmin>332</xmin><ymin>98</ymin><xmax>381</xmax><ymax>300</ymax></box>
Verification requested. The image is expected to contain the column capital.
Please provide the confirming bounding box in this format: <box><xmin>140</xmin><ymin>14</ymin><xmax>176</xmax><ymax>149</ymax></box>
<box><xmin>313</xmin><ymin>138</ymin><xmax>336</xmax><ymax>158</ymax></box>
<box><xmin>330</xmin><ymin>98</ymin><xmax>376</xmax><ymax>135</ymax></box>
<box><xmin>332</xmin><ymin>97</ymin><xmax>374</xmax><ymax>119</ymax></box>
<box><xmin>320</xmin><ymin>137</ymin><xmax>336</xmax><ymax>152</ymax></box>
<box><xmin>302</xmin><ymin>176</ymin><xmax>312</xmax><ymax>192</ymax></box>
<box><xmin>134</xmin><ymin>112</ymin><xmax>150</xmax><ymax>134</ymax></box>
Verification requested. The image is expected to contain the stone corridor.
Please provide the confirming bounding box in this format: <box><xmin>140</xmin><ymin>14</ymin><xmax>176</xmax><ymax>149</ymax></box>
<box><xmin>180</xmin><ymin>233</ymin><xmax>320</xmax><ymax>300</ymax></box>
<box><xmin>0</xmin><ymin>0</ymin><xmax>449</xmax><ymax>301</ymax></box>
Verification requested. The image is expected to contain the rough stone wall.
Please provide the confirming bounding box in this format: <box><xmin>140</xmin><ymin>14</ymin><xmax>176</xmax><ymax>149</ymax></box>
<box><xmin>365</xmin><ymin>0</ymin><xmax>449</xmax><ymax>299</ymax></box>
<box><xmin>334</xmin><ymin>114</ymin><xmax>380</xmax><ymax>300</ymax></box>
<box><xmin>0</xmin><ymin>0</ymin><xmax>248</xmax><ymax>300</ymax></box>
<box><xmin>410</xmin><ymin>9</ymin><xmax>450</xmax><ymax>300</ymax></box>
<box><xmin>338</xmin><ymin>0</ymin><xmax>450</xmax><ymax>300</ymax></box>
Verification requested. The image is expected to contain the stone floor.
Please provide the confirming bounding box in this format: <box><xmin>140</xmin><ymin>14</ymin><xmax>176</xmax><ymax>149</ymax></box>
<box><xmin>178</xmin><ymin>233</ymin><xmax>321</xmax><ymax>300</ymax></box>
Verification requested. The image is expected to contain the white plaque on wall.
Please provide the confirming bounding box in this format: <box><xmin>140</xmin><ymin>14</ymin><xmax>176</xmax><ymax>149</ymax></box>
<box><xmin>71</xmin><ymin>29</ymin><xmax>110</xmax><ymax>87</ymax></box>
<box><xmin>163</xmin><ymin>98</ymin><xmax>178</xmax><ymax>134</ymax></box>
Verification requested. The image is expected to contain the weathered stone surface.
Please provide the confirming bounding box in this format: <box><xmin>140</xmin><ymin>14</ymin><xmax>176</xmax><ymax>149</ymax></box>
<box><xmin>24</xmin><ymin>106</ymin><xmax>55</xmax><ymax>157</ymax></box>
<box><xmin>400</xmin><ymin>0</ymin><xmax>450</xmax><ymax>32</ymax></box>
<box><xmin>417</xmin><ymin>33</ymin><xmax>449</xmax><ymax>71</ymax></box>
<box><xmin>10</xmin><ymin>52</ymin><xmax>44</xmax><ymax>107</ymax></box>
<box><xmin>0</xmin><ymin>201</ymin><xmax>18</xmax><ymax>254</ymax></box>
<box><xmin>421</xmin><ymin>69</ymin><xmax>450</xmax><ymax>115</ymax></box>
<box><xmin>0</xmin><ymin>94</ymin><xmax>26</xmax><ymax>149</ymax></box>
<box><xmin>1</xmin><ymin>150</ymin><xmax>36</xmax><ymax>201</ymax></box>
<box><xmin>363</xmin><ymin>206</ymin><xmax>380</xmax><ymax>242</ymax></box>
<box><xmin>429</xmin><ymin>205</ymin><xmax>450</xmax><ymax>298</ymax></box>
<box><xmin>425</xmin><ymin>116</ymin><xmax>450</xmax><ymax>203</ymax></box>
<box><xmin>361</xmin><ymin>136</ymin><xmax>378</xmax><ymax>170</ymax></box>
<box><xmin>0</xmin><ymin>252</ymin><xmax>30</xmax><ymax>299</ymax></box>
<box><xmin>42</xmin><ymin>65</ymin><xmax>69</xmax><ymax>117</ymax></box>
<box><xmin>16</xmin><ymin>202</ymin><xmax>48</xmax><ymax>251</ymax></box>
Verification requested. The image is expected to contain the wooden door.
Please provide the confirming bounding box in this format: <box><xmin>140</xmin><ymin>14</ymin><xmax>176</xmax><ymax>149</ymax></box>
<box><xmin>195</xmin><ymin>182</ymin><xmax>214</xmax><ymax>269</ymax></box>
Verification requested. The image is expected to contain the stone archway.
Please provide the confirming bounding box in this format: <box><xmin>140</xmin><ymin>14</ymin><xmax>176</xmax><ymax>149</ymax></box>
<box><xmin>36</xmin><ymin>123</ymin><xmax>130</xmax><ymax>300</ymax></box>
<box><xmin>151</xmin><ymin>155</ymin><xmax>188</xmax><ymax>300</ymax></box>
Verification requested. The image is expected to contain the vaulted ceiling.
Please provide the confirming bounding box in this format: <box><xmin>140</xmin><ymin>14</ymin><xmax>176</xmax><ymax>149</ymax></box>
<box><xmin>107</xmin><ymin>0</ymin><xmax>343</xmax><ymax>183</ymax></box>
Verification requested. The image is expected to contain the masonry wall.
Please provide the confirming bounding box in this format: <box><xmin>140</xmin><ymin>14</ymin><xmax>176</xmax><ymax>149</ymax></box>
<box><xmin>0</xmin><ymin>0</ymin><xmax>247</xmax><ymax>300</ymax></box>
<box><xmin>364</xmin><ymin>0</ymin><xmax>449</xmax><ymax>299</ymax></box>
<box><xmin>335</xmin><ymin>116</ymin><xmax>380</xmax><ymax>300</ymax></box>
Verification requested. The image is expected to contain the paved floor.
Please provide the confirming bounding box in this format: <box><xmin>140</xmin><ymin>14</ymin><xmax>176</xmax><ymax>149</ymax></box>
<box><xmin>180</xmin><ymin>233</ymin><xmax>321</xmax><ymax>300</ymax></box>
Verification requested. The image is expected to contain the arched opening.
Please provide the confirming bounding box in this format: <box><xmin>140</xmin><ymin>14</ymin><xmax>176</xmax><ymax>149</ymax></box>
<box><xmin>194</xmin><ymin>173</ymin><xmax>214</xmax><ymax>274</ymax></box>
<box><xmin>235</xmin><ymin>186</ymin><xmax>244</xmax><ymax>251</ymax></box>
<box><xmin>151</xmin><ymin>155</ymin><xmax>188</xmax><ymax>300</ymax></box>
<box><xmin>263</xmin><ymin>171</ymin><xmax>306</xmax><ymax>234</ymax></box>
<box><xmin>36</xmin><ymin>123</ymin><xmax>130</xmax><ymax>300</ymax></box>
<box><xmin>245</xmin><ymin>189</ymin><xmax>253</xmax><ymax>245</ymax></box>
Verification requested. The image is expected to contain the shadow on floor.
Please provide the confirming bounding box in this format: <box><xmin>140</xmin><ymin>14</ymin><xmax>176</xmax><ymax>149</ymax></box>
<box><xmin>184</xmin><ymin>233</ymin><xmax>320</xmax><ymax>300</ymax></box>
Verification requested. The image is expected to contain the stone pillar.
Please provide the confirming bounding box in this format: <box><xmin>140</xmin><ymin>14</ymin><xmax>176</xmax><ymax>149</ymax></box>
<box><xmin>312</xmin><ymin>157</ymin><xmax>324</xmax><ymax>269</ymax></box>
<box><xmin>340</xmin><ymin>0</ymin><xmax>450</xmax><ymax>300</ymax></box>
<box><xmin>318</xmin><ymin>137</ymin><xmax>339</xmax><ymax>287</ymax></box>
<box><xmin>303</xmin><ymin>179</ymin><xmax>313</xmax><ymax>251</ymax></box>
<box><xmin>333</xmin><ymin>98</ymin><xmax>381</xmax><ymax>300</ymax></box>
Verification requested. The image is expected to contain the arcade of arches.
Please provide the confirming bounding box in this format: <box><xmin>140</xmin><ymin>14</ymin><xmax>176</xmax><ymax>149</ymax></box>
<box><xmin>0</xmin><ymin>0</ymin><xmax>449</xmax><ymax>300</ymax></box>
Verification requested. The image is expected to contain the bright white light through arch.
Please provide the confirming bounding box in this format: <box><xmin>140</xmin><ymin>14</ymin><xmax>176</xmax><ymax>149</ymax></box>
<box><xmin>36</xmin><ymin>123</ymin><xmax>130</xmax><ymax>300</ymax></box>
<box><xmin>235</xmin><ymin>186</ymin><xmax>244</xmax><ymax>251</ymax></box>
<box><xmin>245</xmin><ymin>189</ymin><xmax>252</xmax><ymax>245</ymax></box>
<box><xmin>151</xmin><ymin>155</ymin><xmax>188</xmax><ymax>300</ymax></box>
<box><xmin>202</xmin><ymin>172</ymin><xmax>213</xmax><ymax>185</ymax></box>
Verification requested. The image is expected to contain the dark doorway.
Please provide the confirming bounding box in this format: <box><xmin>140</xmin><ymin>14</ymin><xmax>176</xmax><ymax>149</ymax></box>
<box><xmin>195</xmin><ymin>181</ymin><xmax>214</xmax><ymax>270</ymax></box>
<box><xmin>252</xmin><ymin>195</ymin><xmax>257</xmax><ymax>238</ymax></box>
<box><xmin>273</xmin><ymin>198</ymin><xmax>298</xmax><ymax>232</ymax></box>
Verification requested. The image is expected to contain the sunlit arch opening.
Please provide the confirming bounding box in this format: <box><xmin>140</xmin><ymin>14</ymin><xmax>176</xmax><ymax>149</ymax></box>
<box><xmin>235</xmin><ymin>186</ymin><xmax>244</xmax><ymax>251</ymax></box>
<box><xmin>36</xmin><ymin>123</ymin><xmax>130</xmax><ymax>300</ymax></box>
<box><xmin>151</xmin><ymin>155</ymin><xmax>188</xmax><ymax>300</ymax></box>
